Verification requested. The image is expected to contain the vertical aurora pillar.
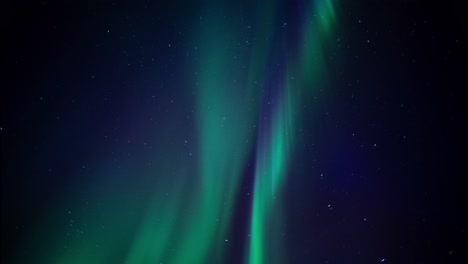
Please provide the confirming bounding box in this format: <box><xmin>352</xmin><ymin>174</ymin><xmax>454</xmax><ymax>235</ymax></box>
<box><xmin>247</xmin><ymin>1</ymin><xmax>337</xmax><ymax>263</ymax></box>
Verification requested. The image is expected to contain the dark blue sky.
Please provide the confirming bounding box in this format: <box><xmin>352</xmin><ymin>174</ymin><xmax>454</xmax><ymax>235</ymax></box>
<box><xmin>1</xmin><ymin>0</ymin><xmax>467</xmax><ymax>263</ymax></box>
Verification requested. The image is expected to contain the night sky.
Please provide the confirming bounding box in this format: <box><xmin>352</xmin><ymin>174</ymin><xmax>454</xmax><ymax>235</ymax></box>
<box><xmin>1</xmin><ymin>0</ymin><xmax>467</xmax><ymax>263</ymax></box>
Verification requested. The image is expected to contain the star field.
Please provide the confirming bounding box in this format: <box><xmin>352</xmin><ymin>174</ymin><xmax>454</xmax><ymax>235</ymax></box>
<box><xmin>1</xmin><ymin>0</ymin><xmax>467</xmax><ymax>263</ymax></box>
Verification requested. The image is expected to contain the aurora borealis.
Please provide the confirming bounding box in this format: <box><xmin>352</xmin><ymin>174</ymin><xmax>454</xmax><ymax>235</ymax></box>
<box><xmin>2</xmin><ymin>0</ymin><xmax>467</xmax><ymax>263</ymax></box>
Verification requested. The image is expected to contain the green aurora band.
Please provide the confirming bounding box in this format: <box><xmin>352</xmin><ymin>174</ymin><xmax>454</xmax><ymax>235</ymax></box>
<box><xmin>20</xmin><ymin>1</ymin><xmax>337</xmax><ymax>263</ymax></box>
<box><xmin>248</xmin><ymin>1</ymin><xmax>337</xmax><ymax>263</ymax></box>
